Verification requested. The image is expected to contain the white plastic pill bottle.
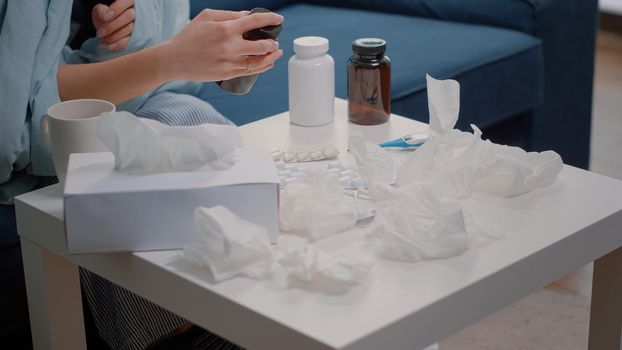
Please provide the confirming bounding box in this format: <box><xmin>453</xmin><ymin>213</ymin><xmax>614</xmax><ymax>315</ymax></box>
<box><xmin>288</xmin><ymin>36</ymin><xmax>335</xmax><ymax>127</ymax></box>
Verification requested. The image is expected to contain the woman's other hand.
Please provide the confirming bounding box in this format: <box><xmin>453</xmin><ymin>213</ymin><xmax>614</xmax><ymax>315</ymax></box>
<box><xmin>162</xmin><ymin>9</ymin><xmax>284</xmax><ymax>82</ymax></box>
<box><xmin>92</xmin><ymin>0</ymin><xmax>136</xmax><ymax>51</ymax></box>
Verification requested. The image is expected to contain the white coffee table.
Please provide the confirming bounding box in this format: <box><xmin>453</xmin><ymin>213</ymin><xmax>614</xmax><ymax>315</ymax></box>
<box><xmin>16</xmin><ymin>98</ymin><xmax>622</xmax><ymax>350</ymax></box>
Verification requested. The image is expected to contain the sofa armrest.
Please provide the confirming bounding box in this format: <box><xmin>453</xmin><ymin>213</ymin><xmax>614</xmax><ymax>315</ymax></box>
<box><xmin>524</xmin><ymin>0</ymin><xmax>598</xmax><ymax>168</ymax></box>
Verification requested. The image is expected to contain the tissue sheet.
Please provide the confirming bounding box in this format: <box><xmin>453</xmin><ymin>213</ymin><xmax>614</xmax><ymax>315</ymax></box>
<box><xmin>183</xmin><ymin>206</ymin><xmax>273</xmax><ymax>282</ymax></box>
<box><xmin>370</xmin><ymin>184</ymin><xmax>471</xmax><ymax>261</ymax></box>
<box><xmin>397</xmin><ymin>75</ymin><xmax>563</xmax><ymax>198</ymax></box>
<box><xmin>427</xmin><ymin>75</ymin><xmax>460</xmax><ymax>137</ymax></box>
<box><xmin>397</xmin><ymin>124</ymin><xmax>563</xmax><ymax>198</ymax></box>
<box><xmin>98</xmin><ymin>112</ymin><xmax>241</xmax><ymax>174</ymax></box>
<box><xmin>279</xmin><ymin>172</ymin><xmax>374</xmax><ymax>241</ymax></box>
<box><xmin>276</xmin><ymin>235</ymin><xmax>372</xmax><ymax>285</ymax></box>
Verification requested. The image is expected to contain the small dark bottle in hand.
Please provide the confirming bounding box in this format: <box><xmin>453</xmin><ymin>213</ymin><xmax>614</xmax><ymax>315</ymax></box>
<box><xmin>217</xmin><ymin>7</ymin><xmax>283</xmax><ymax>95</ymax></box>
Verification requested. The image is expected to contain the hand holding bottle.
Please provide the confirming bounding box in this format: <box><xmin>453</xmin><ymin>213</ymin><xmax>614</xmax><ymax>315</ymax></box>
<box><xmin>162</xmin><ymin>9</ymin><xmax>284</xmax><ymax>83</ymax></box>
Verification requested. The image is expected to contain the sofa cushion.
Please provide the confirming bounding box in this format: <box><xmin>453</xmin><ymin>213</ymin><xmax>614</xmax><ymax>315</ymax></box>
<box><xmin>198</xmin><ymin>4</ymin><xmax>543</xmax><ymax>129</ymax></box>
<box><xmin>304</xmin><ymin>0</ymin><xmax>537</xmax><ymax>33</ymax></box>
<box><xmin>191</xmin><ymin>0</ymin><xmax>290</xmax><ymax>13</ymax></box>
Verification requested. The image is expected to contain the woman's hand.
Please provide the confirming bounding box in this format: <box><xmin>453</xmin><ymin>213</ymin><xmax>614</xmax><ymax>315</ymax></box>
<box><xmin>92</xmin><ymin>0</ymin><xmax>136</xmax><ymax>51</ymax></box>
<box><xmin>161</xmin><ymin>9</ymin><xmax>284</xmax><ymax>82</ymax></box>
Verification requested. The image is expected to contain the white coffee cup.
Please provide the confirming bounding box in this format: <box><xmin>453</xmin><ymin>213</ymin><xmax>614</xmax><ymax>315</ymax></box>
<box><xmin>40</xmin><ymin>99</ymin><xmax>115</xmax><ymax>184</ymax></box>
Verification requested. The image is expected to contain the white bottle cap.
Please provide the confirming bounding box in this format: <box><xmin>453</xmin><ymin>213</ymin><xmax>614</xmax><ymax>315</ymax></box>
<box><xmin>293</xmin><ymin>36</ymin><xmax>329</xmax><ymax>56</ymax></box>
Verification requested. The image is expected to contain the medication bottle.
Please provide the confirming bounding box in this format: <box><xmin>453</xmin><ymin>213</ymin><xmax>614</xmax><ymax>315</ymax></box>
<box><xmin>288</xmin><ymin>36</ymin><xmax>335</xmax><ymax>127</ymax></box>
<box><xmin>348</xmin><ymin>38</ymin><xmax>391</xmax><ymax>125</ymax></box>
<box><xmin>217</xmin><ymin>8</ymin><xmax>282</xmax><ymax>95</ymax></box>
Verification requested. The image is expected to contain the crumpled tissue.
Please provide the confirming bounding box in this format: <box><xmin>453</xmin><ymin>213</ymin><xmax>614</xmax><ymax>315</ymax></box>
<box><xmin>97</xmin><ymin>112</ymin><xmax>241</xmax><ymax>174</ymax></box>
<box><xmin>183</xmin><ymin>205</ymin><xmax>273</xmax><ymax>282</ymax></box>
<box><xmin>183</xmin><ymin>208</ymin><xmax>372</xmax><ymax>288</ymax></box>
<box><xmin>349</xmin><ymin>74</ymin><xmax>560</xmax><ymax>261</ymax></box>
<box><xmin>368</xmin><ymin>182</ymin><xmax>503</xmax><ymax>261</ymax></box>
<box><xmin>276</xmin><ymin>235</ymin><xmax>372</xmax><ymax>286</ymax></box>
<box><xmin>279</xmin><ymin>172</ymin><xmax>375</xmax><ymax>241</ymax></box>
<box><xmin>369</xmin><ymin>184</ymin><xmax>471</xmax><ymax>261</ymax></box>
<box><xmin>396</xmin><ymin>75</ymin><xmax>563</xmax><ymax>198</ymax></box>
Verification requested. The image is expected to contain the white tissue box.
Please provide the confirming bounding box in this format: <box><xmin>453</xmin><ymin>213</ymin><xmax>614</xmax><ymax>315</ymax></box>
<box><xmin>63</xmin><ymin>148</ymin><xmax>280</xmax><ymax>253</ymax></box>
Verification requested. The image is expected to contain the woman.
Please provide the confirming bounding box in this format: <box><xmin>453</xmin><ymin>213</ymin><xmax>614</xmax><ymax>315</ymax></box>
<box><xmin>0</xmin><ymin>0</ymin><xmax>283</xmax><ymax>349</ymax></box>
<box><xmin>61</xmin><ymin>0</ymin><xmax>283</xmax><ymax>125</ymax></box>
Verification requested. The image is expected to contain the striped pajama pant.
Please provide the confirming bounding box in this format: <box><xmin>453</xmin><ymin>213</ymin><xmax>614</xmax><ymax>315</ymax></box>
<box><xmin>80</xmin><ymin>91</ymin><xmax>243</xmax><ymax>350</ymax></box>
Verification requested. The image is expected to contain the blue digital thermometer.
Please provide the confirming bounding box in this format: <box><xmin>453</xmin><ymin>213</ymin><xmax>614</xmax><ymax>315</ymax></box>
<box><xmin>379</xmin><ymin>133</ymin><xmax>428</xmax><ymax>149</ymax></box>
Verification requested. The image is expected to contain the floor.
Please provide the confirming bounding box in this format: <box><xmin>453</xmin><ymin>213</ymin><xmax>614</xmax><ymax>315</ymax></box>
<box><xmin>439</xmin><ymin>30</ymin><xmax>622</xmax><ymax>350</ymax></box>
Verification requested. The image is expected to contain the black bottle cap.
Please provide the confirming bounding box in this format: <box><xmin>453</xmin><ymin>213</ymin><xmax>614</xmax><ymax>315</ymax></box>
<box><xmin>243</xmin><ymin>8</ymin><xmax>283</xmax><ymax>41</ymax></box>
<box><xmin>352</xmin><ymin>38</ymin><xmax>387</xmax><ymax>56</ymax></box>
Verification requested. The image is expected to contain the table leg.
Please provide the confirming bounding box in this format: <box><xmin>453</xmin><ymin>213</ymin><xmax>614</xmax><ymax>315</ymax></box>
<box><xmin>21</xmin><ymin>238</ymin><xmax>87</xmax><ymax>350</ymax></box>
<box><xmin>588</xmin><ymin>246</ymin><xmax>622</xmax><ymax>350</ymax></box>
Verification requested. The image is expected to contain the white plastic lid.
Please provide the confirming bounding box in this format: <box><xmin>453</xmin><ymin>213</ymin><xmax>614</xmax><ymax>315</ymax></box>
<box><xmin>293</xmin><ymin>36</ymin><xmax>329</xmax><ymax>56</ymax></box>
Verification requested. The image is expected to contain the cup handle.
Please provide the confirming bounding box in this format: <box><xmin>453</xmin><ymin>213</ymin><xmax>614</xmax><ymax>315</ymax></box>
<box><xmin>40</xmin><ymin>114</ymin><xmax>51</xmax><ymax>148</ymax></box>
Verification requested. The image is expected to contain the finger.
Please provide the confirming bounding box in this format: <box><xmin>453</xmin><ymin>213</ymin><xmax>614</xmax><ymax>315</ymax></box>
<box><xmin>232</xmin><ymin>12</ymin><xmax>284</xmax><ymax>34</ymax></box>
<box><xmin>106</xmin><ymin>36</ymin><xmax>130</xmax><ymax>51</ymax></box>
<box><xmin>224</xmin><ymin>63</ymin><xmax>274</xmax><ymax>80</ymax></box>
<box><xmin>236</xmin><ymin>62</ymin><xmax>275</xmax><ymax>77</ymax></box>
<box><xmin>237</xmin><ymin>39</ymin><xmax>279</xmax><ymax>56</ymax></box>
<box><xmin>97</xmin><ymin>7</ymin><xmax>135</xmax><ymax>37</ymax></box>
<box><xmin>102</xmin><ymin>22</ymin><xmax>133</xmax><ymax>45</ymax></box>
<box><xmin>228</xmin><ymin>49</ymin><xmax>283</xmax><ymax>71</ymax></box>
<box><xmin>106</xmin><ymin>0</ymin><xmax>134</xmax><ymax>21</ymax></box>
<box><xmin>196</xmin><ymin>8</ymin><xmax>249</xmax><ymax>22</ymax></box>
<box><xmin>92</xmin><ymin>4</ymin><xmax>109</xmax><ymax>28</ymax></box>
<box><xmin>246</xmin><ymin>49</ymin><xmax>283</xmax><ymax>70</ymax></box>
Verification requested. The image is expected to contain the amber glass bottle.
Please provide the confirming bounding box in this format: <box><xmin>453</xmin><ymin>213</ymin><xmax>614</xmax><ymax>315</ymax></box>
<box><xmin>348</xmin><ymin>38</ymin><xmax>391</xmax><ymax>125</ymax></box>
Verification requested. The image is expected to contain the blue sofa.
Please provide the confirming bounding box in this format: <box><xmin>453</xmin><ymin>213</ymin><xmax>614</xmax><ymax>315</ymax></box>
<box><xmin>193</xmin><ymin>0</ymin><xmax>598</xmax><ymax>169</ymax></box>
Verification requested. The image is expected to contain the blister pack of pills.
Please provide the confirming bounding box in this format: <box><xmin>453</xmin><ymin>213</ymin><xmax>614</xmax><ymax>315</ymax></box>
<box><xmin>275</xmin><ymin>160</ymin><xmax>369</xmax><ymax>193</ymax></box>
<box><xmin>274</xmin><ymin>161</ymin><xmax>312</xmax><ymax>188</ymax></box>
<box><xmin>275</xmin><ymin>161</ymin><xmax>373</xmax><ymax>214</ymax></box>
<box><xmin>325</xmin><ymin>161</ymin><xmax>368</xmax><ymax>190</ymax></box>
<box><xmin>271</xmin><ymin>146</ymin><xmax>339</xmax><ymax>163</ymax></box>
